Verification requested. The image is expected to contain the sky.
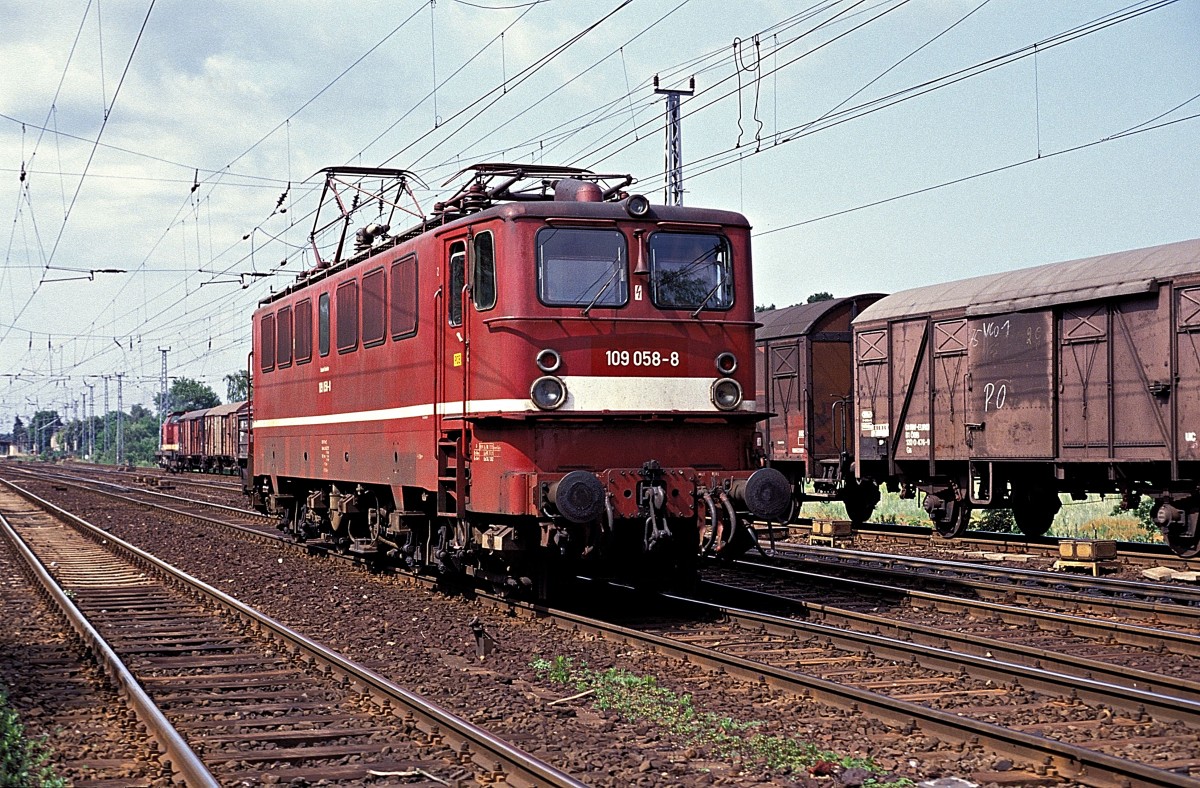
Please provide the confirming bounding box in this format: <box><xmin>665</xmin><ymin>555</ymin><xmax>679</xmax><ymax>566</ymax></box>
<box><xmin>1</xmin><ymin>0</ymin><xmax>1197</xmax><ymax>430</ymax></box>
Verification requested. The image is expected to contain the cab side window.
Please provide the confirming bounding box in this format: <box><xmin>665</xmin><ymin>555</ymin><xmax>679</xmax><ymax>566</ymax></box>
<box><xmin>473</xmin><ymin>231</ymin><xmax>496</xmax><ymax>310</ymax></box>
<box><xmin>336</xmin><ymin>280</ymin><xmax>359</xmax><ymax>352</ymax></box>
<box><xmin>448</xmin><ymin>241</ymin><xmax>466</xmax><ymax>327</ymax></box>
<box><xmin>318</xmin><ymin>293</ymin><xmax>331</xmax><ymax>357</ymax></box>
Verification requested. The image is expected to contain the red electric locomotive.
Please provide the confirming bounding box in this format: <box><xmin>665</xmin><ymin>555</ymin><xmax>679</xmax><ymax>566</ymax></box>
<box><xmin>245</xmin><ymin>164</ymin><xmax>789</xmax><ymax>592</ymax></box>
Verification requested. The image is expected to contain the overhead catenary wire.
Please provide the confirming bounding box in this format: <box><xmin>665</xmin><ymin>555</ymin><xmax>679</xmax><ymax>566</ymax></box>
<box><xmin>1</xmin><ymin>0</ymin><xmax>158</xmax><ymax>353</ymax></box>
<box><xmin>0</xmin><ymin>1</ymin><xmax>1192</xmax><ymax>427</ymax></box>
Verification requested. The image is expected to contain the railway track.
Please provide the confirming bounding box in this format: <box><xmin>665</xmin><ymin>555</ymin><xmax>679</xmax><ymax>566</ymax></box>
<box><xmin>787</xmin><ymin>520</ymin><xmax>1200</xmax><ymax>573</ymax></box>
<box><xmin>705</xmin><ymin>561</ymin><xmax>1200</xmax><ymax>685</ymax></box>
<box><xmin>0</xmin><ymin>479</ymin><xmax>585</xmax><ymax>787</ymax></box>
<box><xmin>555</xmin><ymin>582</ymin><xmax>1200</xmax><ymax>786</ymax></box>
<box><xmin>29</xmin><ymin>463</ymin><xmax>247</xmax><ymax>507</ymax></box>
<box><xmin>0</xmin><ymin>512</ymin><xmax>175</xmax><ymax>786</ymax></box>
<box><xmin>744</xmin><ymin>541</ymin><xmax>1200</xmax><ymax>623</ymax></box>
<box><xmin>16</xmin><ymin>461</ymin><xmax>1200</xmax><ymax>784</ymax></box>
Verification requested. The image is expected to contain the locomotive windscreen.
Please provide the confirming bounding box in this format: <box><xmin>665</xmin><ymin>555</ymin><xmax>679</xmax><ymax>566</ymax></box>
<box><xmin>648</xmin><ymin>232</ymin><xmax>732</xmax><ymax>310</ymax></box>
<box><xmin>536</xmin><ymin>228</ymin><xmax>628</xmax><ymax>307</ymax></box>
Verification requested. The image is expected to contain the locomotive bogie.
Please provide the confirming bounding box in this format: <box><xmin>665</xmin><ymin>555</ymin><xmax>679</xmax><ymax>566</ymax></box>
<box><xmin>853</xmin><ymin>238</ymin><xmax>1200</xmax><ymax>555</ymax></box>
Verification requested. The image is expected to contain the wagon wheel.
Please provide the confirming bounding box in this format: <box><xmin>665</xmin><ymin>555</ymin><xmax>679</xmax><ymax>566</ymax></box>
<box><xmin>927</xmin><ymin>493</ymin><xmax>971</xmax><ymax>539</ymax></box>
<box><xmin>843</xmin><ymin>479</ymin><xmax>880</xmax><ymax>527</ymax></box>
<box><xmin>1012</xmin><ymin>488</ymin><xmax>1061</xmax><ymax>538</ymax></box>
<box><xmin>1157</xmin><ymin>501</ymin><xmax>1200</xmax><ymax>558</ymax></box>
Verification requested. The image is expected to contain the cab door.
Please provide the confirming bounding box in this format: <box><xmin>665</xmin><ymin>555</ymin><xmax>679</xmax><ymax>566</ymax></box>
<box><xmin>437</xmin><ymin>236</ymin><xmax>469</xmax><ymax>429</ymax></box>
<box><xmin>434</xmin><ymin>235</ymin><xmax>469</xmax><ymax>520</ymax></box>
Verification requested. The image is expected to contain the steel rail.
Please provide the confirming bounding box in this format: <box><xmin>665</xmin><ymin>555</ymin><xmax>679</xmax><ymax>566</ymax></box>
<box><xmin>798</xmin><ymin>520</ymin><xmax>1200</xmax><ymax>572</ymax></box>
<box><xmin>0</xmin><ymin>503</ymin><xmax>220</xmax><ymax>787</ymax></box>
<box><xmin>748</xmin><ymin>545</ymin><xmax>1200</xmax><ymax>618</ymax></box>
<box><xmin>726</xmin><ymin>558</ymin><xmax>1200</xmax><ymax>654</ymax></box>
<box><xmin>14</xmin><ymin>466</ymin><xmax>266</xmax><ymax>521</ymax></box>
<box><xmin>2</xmin><ymin>478</ymin><xmax>587</xmax><ymax>788</ymax></box>
<box><xmin>702</xmin><ymin>577</ymin><xmax>1200</xmax><ymax>701</ymax></box>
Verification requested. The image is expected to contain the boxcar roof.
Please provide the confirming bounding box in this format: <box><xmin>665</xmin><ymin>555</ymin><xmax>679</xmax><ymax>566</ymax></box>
<box><xmin>855</xmin><ymin>237</ymin><xmax>1200</xmax><ymax>325</ymax></box>
<box><xmin>205</xmin><ymin>401</ymin><xmax>246</xmax><ymax>417</ymax></box>
<box><xmin>180</xmin><ymin>408</ymin><xmax>212</xmax><ymax>421</ymax></box>
<box><xmin>757</xmin><ymin>294</ymin><xmax>885</xmax><ymax>340</ymax></box>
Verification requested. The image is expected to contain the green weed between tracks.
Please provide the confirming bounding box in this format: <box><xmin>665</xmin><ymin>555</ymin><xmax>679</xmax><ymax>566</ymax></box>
<box><xmin>0</xmin><ymin>688</ymin><xmax>64</xmax><ymax>788</ymax></box>
<box><xmin>531</xmin><ymin>656</ymin><xmax>912</xmax><ymax>786</ymax></box>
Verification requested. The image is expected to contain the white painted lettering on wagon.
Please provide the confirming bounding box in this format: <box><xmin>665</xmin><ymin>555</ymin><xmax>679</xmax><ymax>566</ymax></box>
<box><xmin>903</xmin><ymin>422</ymin><xmax>930</xmax><ymax>454</ymax></box>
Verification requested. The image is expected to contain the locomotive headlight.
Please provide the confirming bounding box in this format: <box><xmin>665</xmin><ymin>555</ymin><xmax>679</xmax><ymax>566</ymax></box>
<box><xmin>711</xmin><ymin>378</ymin><xmax>743</xmax><ymax>410</ymax></box>
<box><xmin>715</xmin><ymin>352</ymin><xmax>738</xmax><ymax>374</ymax></box>
<box><xmin>536</xmin><ymin>348</ymin><xmax>561</xmax><ymax>373</ymax></box>
<box><xmin>625</xmin><ymin>194</ymin><xmax>650</xmax><ymax>218</ymax></box>
<box><xmin>531</xmin><ymin>375</ymin><xmax>567</xmax><ymax>410</ymax></box>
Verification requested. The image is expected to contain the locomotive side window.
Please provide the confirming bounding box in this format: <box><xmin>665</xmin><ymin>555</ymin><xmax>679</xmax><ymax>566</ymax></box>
<box><xmin>536</xmin><ymin>228</ymin><xmax>627</xmax><ymax>308</ymax></box>
<box><xmin>647</xmin><ymin>232</ymin><xmax>732</xmax><ymax>311</ymax></box>
<box><xmin>473</xmin><ymin>231</ymin><xmax>496</xmax><ymax>311</ymax></box>
<box><xmin>336</xmin><ymin>281</ymin><xmax>359</xmax><ymax>352</ymax></box>
<box><xmin>276</xmin><ymin>305</ymin><xmax>293</xmax><ymax>368</ymax></box>
<box><xmin>362</xmin><ymin>267</ymin><xmax>386</xmax><ymax>347</ymax></box>
<box><xmin>390</xmin><ymin>254</ymin><xmax>418</xmax><ymax>339</ymax></box>
<box><xmin>448</xmin><ymin>241</ymin><xmax>466</xmax><ymax>327</ymax></box>
<box><xmin>318</xmin><ymin>293</ymin><xmax>330</xmax><ymax>357</ymax></box>
<box><xmin>260</xmin><ymin>313</ymin><xmax>276</xmax><ymax>372</ymax></box>
<box><xmin>294</xmin><ymin>298</ymin><xmax>312</xmax><ymax>363</ymax></box>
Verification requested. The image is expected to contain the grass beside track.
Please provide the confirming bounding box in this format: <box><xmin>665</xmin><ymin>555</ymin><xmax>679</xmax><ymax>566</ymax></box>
<box><xmin>0</xmin><ymin>687</ymin><xmax>64</xmax><ymax>788</ymax></box>
<box><xmin>531</xmin><ymin>656</ymin><xmax>913</xmax><ymax>786</ymax></box>
<box><xmin>801</xmin><ymin>488</ymin><xmax>1158</xmax><ymax>544</ymax></box>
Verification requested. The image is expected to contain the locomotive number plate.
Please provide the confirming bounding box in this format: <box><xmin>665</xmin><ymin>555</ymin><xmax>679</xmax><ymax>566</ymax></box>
<box><xmin>601</xmin><ymin>349</ymin><xmax>681</xmax><ymax>368</ymax></box>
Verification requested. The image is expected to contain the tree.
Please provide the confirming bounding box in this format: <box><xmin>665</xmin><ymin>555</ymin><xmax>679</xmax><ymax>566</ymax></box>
<box><xmin>11</xmin><ymin>417</ymin><xmax>27</xmax><ymax>452</ymax></box>
<box><xmin>806</xmin><ymin>292</ymin><xmax>834</xmax><ymax>303</ymax></box>
<box><xmin>225</xmin><ymin>369</ymin><xmax>249</xmax><ymax>402</ymax></box>
<box><xmin>754</xmin><ymin>303</ymin><xmax>776</xmax><ymax>312</ymax></box>
<box><xmin>167</xmin><ymin>378</ymin><xmax>220</xmax><ymax>413</ymax></box>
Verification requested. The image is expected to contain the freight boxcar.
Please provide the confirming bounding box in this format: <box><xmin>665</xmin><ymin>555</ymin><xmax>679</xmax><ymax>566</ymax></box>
<box><xmin>201</xmin><ymin>401</ymin><xmax>249</xmax><ymax>474</ymax></box>
<box><xmin>851</xmin><ymin>238</ymin><xmax>1200</xmax><ymax>556</ymax></box>
<box><xmin>178</xmin><ymin>408</ymin><xmax>211</xmax><ymax>472</ymax></box>
<box><xmin>756</xmin><ymin>294</ymin><xmax>883</xmax><ymax>520</ymax></box>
